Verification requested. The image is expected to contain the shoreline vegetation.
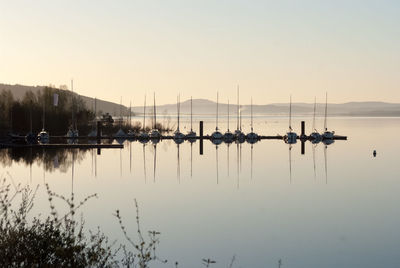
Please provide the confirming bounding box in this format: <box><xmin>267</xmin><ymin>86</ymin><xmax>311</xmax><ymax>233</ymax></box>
<box><xmin>0</xmin><ymin>88</ymin><xmax>172</xmax><ymax>138</ymax></box>
<box><xmin>0</xmin><ymin>177</ymin><xmax>249</xmax><ymax>268</ymax></box>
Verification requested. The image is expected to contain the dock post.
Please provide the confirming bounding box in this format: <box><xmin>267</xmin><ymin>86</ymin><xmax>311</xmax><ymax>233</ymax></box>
<box><xmin>199</xmin><ymin>121</ymin><xmax>203</xmax><ymax>155</ymax></box>
<box><xmin>301</xmin><ymin>121</ymin><xmax>305</xmax><ymax>137</ymax></box>
<box><xmin>301</xmin><ymin>141</ymin><xmax>305</xmax><ymax>155</ymax></box>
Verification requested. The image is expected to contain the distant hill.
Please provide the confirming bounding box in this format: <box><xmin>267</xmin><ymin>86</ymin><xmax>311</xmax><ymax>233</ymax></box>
<box><xmin>132</xmin><ymin>99</ymin><xmax>400</xmax><ymax>117</ymax></box>
<box><xmin>0</xmin><ymin>83</ymin><xmax>127</xmax><ymax>116</ymax></box>
<box><xmin>2</xmin><ymin>83</ymin><xmax>400</xmax><ymax>117</ymax></box>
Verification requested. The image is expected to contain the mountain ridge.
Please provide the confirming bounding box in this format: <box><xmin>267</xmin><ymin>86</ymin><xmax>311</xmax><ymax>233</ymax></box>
<box><xmin>2</xmin><ymin>83</ymin><xmax>400</xmax><ymax>117</ymax></box>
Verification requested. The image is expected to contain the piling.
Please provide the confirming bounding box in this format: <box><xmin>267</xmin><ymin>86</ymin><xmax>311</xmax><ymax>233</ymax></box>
<box><xmin>199</xmin><ymin>121</ymin><xmax>203</xmax><ymax>155</ymax></box>
<box><xmin>301</xmin><ymin>121</ymin><xmax>305</xmax><ymax>137</ymax></box>
<box><xmin>200</xmin><ymin>121</ymin><xmax>203</xmax><ymax>138</ymax></box>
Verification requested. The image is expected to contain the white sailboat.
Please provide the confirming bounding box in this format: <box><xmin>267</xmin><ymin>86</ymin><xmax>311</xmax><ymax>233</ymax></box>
<box><xmin>223</xmin><ymin>99</ymin><xmax>234</xmax><ymax>142</ymax></box>
<box><xmin>149</xmin><ymin>92</ymin><xmax>161</xmax><ymax>141</ymax></box>
<box><xmin>186</xmin><ymin>96</ymin><xmax>196</xmax><ymax>141</ymax></box>
<box><xmin>322</xmin><ymin>92</ymin><xmax>334</xmax><ymax>139</ymax></box>
<box><xmin>310</xmin><ymin>97</ymin><xmax>322</xmax><ymax>143</ymax></box>
<box><xmin>138</xmin><ymin>95</ymin><xmax>149</xmax><ymax>142</ymax></box>
<box><xmin>234</xmin><ymin>85</ymin><xmax>245</xmax><ymax>142</ymax></box>
<box><xmin>285</xmin><ymin>95</ymin><xmax>297</xmax><ymax>144</ymax></box>
<box><xmin>67</xmin><ymin>79</ymin><xmax>79</xmax><ymax>139</ymax></box>
<box><xmin>246</xmin><ymin>97</ymin><xmax>258</xmax><ymax>143</ymax></box>
<box><xmin>37</xmin><ymin>91</ymin><xmax>49</xmax><ymax>144</ymax></box>
<box><xmin>211</xmin><ymin>92</ymin><xmax>223</xmax><ymax>143</ymax></box>
<box><xmin>173</xmin><ymin>94</ymin><xmax>185</xmax><ymax>143</ymax></box>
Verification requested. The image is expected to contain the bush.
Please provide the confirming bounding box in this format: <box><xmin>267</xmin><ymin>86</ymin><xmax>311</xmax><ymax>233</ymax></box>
<box><xmin>0</xmin><ymin>177</ymin><xmax>226</xmax><ymax>267</ymax></box>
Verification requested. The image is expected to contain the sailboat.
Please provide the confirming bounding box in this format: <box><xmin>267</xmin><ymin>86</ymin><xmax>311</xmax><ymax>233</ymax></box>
<box><xmin>223</xmin><ymin>99</ymin><xmax>234</xmax><ymax>142</ymax></box>
<box><xmin>186</xmin><ymin>96</ymin><xmax>196</xmax><ymax>141</ymax></box>
<box><xmin>67</xmin><ymin>80</ymin><xmax>79</xmax><ymax>139</ymax></box>
<box><xmin>310</xmin><ymin>97</ymin><xmax>322</xmax><ymax>143</ymax></box>
<box><xmin>234</xmin><ymin>86</ymin><xmax>245</xmax><ymax>142</ymax></box>
<box><xmin>323</xmin><ymin>137</ymin><xmax>335</xmax><ymax>146</ymax></box>
<box><xmin>285</xmin><ymin>95</ymin><xmax>297</xmax><ymax>144</ymax></box>
<box><xmin>246</xmin><ymin>97</ymin><xmax>258</xmax><ymax>144</ymax></box>
<box><xmin>211</xmin><ymin>92</ymin><xmax>223</xmax><ymax>143</ymax></box>
<box><xmin>322</xmin><ymin>92</ymin><xmax>335</xmax><ymax>140</ymax></box>
<box><xmin>37</xmin><ymin>91</ymin><xmax>49</xmax><ymax>144</ymax></box>
<box><xmin>138</xmin><ymin>95</ymin><xmax>149</xmax><ymax>142</ymax></box>
<box><xmin>173</xmin><ymin>94</ymin><xmax>185</xmax><ymax>143</ymax></box>
<box><xmin>149</xmin><ymin>92</ymin><xmax>161</xmax><ymax>141</ymax></box>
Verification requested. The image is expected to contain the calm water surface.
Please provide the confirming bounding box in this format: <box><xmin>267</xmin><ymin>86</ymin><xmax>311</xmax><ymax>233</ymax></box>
<box><xmin>2</xmin><ymin>117</ymin><xmax>400</xmax><ymax>268</ymax></box>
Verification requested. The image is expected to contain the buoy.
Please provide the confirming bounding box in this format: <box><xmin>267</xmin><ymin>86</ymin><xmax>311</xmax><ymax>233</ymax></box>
<box><xmin>373</xmin><ymin>150</ymin><xmax>377</xmax><ymax>157</ymax></box>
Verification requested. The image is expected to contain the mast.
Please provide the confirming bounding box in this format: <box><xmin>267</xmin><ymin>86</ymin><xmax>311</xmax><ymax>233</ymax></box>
<box><xmin>313</xmin><ymin>97</ymin><xmax>317</xmax><ymax>132</ymax></box>
<box><xmin>129</xmin><ymin>101</ymin><xmax>132</xmax><ymax>127</ymax></box>
<box><xmin>71</xmin><ymin>79</ymin><xmax>74</xmax><ymax>130</ymax></box>
<box><xmin>29</xmin><ymin>101</ymin><xmax>33</xmax><ymax>133</ymax></box>
<box><xmin>153</xmin><ymin>92</ymin><xmax>156</xmax><ymax>129</ymax></box>
<box><xmin>216</xmin><ymin>92</ymin><xmax>219</xmax><ymax>131</ymax></box>
<box><xmin>324</xmin><ymin>92</ymin><xmax>328</xmax><ymax>131</ymax></box>
<box><xmin>289</xmin><ymin>145</ymin><xmax>292</xmax><ymax>183</ymax></box>
<box><xmin>237</xmin><ymin>85</ymin><xmax>239</xmax><ymax>131</ymax></box>
<box><xmin>119</xmin><ymin>96</ymin><xmax>122</xmax><ymax>128</ymax></box>
<box><xmin>42</xmin><ymin>93</ymin><xmax>45</xmax><ymax>130</ymax></box>
<box><xmin>190</xmin><ymin>96</ymin><xmax>193</xmax><ymax>131</ymax></box>
<box><xmin>289</xmin><ymin>95</ymin><xmax>292</xmax><ymax>131</ymax></box>
<box><xmin>177</xmin><ymin>94</ymin><xmax>180</xmax><ymax>132</ymax></box>
<box><xmin>324</xmin><ymin>145</ymin><xmax>328</xmax><ymax>184</ymax></box>
<box><xmin>153</xmin><ymin>144</ymin><xmax>157</xmax><ymax>182</ymax></box>
<box><xmin>143</xmin><ymin>95</ymin><xmax>146</xmax><ymax>131</ymax></box>
<box><xmin>251</xmin><ymin>97</ymin><xmax>253</xmax><ymax>132</ymax></box>
<box><xmin>94</xmin><ymin>97</ymin><xmax>97</xmax><ymax>131</ymax></box>
<box><xmin>239</xmin><ymin>109</ymin><xmax>242</xmax><ymax>131</ymax></box>
<box><xmin>227</xmin><ymin>99</ymin><xmax>230</xmax><ymax>131</ymax></box>
<box><xmin>143</xmin><ymin>144</ymin><xmax>147</xmax><ymax>183</ymax></box>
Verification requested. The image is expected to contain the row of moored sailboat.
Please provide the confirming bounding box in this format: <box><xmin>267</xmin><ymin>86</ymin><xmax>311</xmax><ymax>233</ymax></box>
<box><xmin>285</xmin><ymin>92</ymin><xmax>335</xmax><ymax>144</ymax></box>
<box><xmin>29</xmin><ymin>81</ymin><xmax>336</xmax><ymax>145</ymax></box>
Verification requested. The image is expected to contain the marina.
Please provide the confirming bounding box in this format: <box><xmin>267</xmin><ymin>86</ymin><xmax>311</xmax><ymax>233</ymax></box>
<box><xmin>1</xmin><ymin>120</ymin><xmax>347</xmax><ymax>147</ymax></box>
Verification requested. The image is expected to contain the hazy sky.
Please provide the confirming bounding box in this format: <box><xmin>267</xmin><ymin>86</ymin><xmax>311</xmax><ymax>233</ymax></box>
<box><xmin>1</xmin><ymin>0</ymin><xmax>399</xmax><ymax>105</ymax></box>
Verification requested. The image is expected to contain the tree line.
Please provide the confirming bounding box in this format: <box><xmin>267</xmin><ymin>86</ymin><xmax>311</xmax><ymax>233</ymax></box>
<box><xmin>0</xmin><ymin>87</ymin><xmax>94</xmax><ymax>136</ymax></box>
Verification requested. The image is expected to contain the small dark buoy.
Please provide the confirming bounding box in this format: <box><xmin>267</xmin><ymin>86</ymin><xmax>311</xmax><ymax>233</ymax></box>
<box><xmin>373</xmin><ymin>150</ymin><xmax>377</xmax><ymax>157</ymax></box>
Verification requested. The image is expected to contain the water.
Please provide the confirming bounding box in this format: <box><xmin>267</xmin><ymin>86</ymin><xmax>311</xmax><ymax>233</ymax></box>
<box><xmin>1</xmin><ymin>117</ymin><xmax>400</xmax><ymax>268</ymax></box>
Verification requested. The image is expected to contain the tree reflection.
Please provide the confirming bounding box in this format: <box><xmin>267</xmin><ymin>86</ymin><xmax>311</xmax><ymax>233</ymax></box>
<box><xmin>0</xmin><ymin>148</ymin><xmax>89</xmax><ymax>173</ymax></box>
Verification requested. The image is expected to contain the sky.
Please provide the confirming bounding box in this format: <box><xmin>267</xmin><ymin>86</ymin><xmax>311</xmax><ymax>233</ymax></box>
<box><xmin>1</xmin><ymin>0</ymin><xmax>399</xmax><ymax>105</ymax></box>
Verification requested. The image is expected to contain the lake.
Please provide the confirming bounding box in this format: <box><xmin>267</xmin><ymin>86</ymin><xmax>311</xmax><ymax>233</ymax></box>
<box><xmin>1</xmin><ymin>116</ymin><xmax>399</xmax><ymax>268</ymax></box>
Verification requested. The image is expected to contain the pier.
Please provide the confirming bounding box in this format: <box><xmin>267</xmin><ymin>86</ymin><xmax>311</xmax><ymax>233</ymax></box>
<box><xmin>1</xmin><ymin>120</ymin><xmax>347</xmax><ymax>149</ymax></box>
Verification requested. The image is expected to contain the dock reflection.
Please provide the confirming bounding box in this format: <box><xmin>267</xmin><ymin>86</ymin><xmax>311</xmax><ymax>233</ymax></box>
<box><xmin>1</xmin><ymin>138</ymin><xmax>336</xmax><ymax>187</ymax></box>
